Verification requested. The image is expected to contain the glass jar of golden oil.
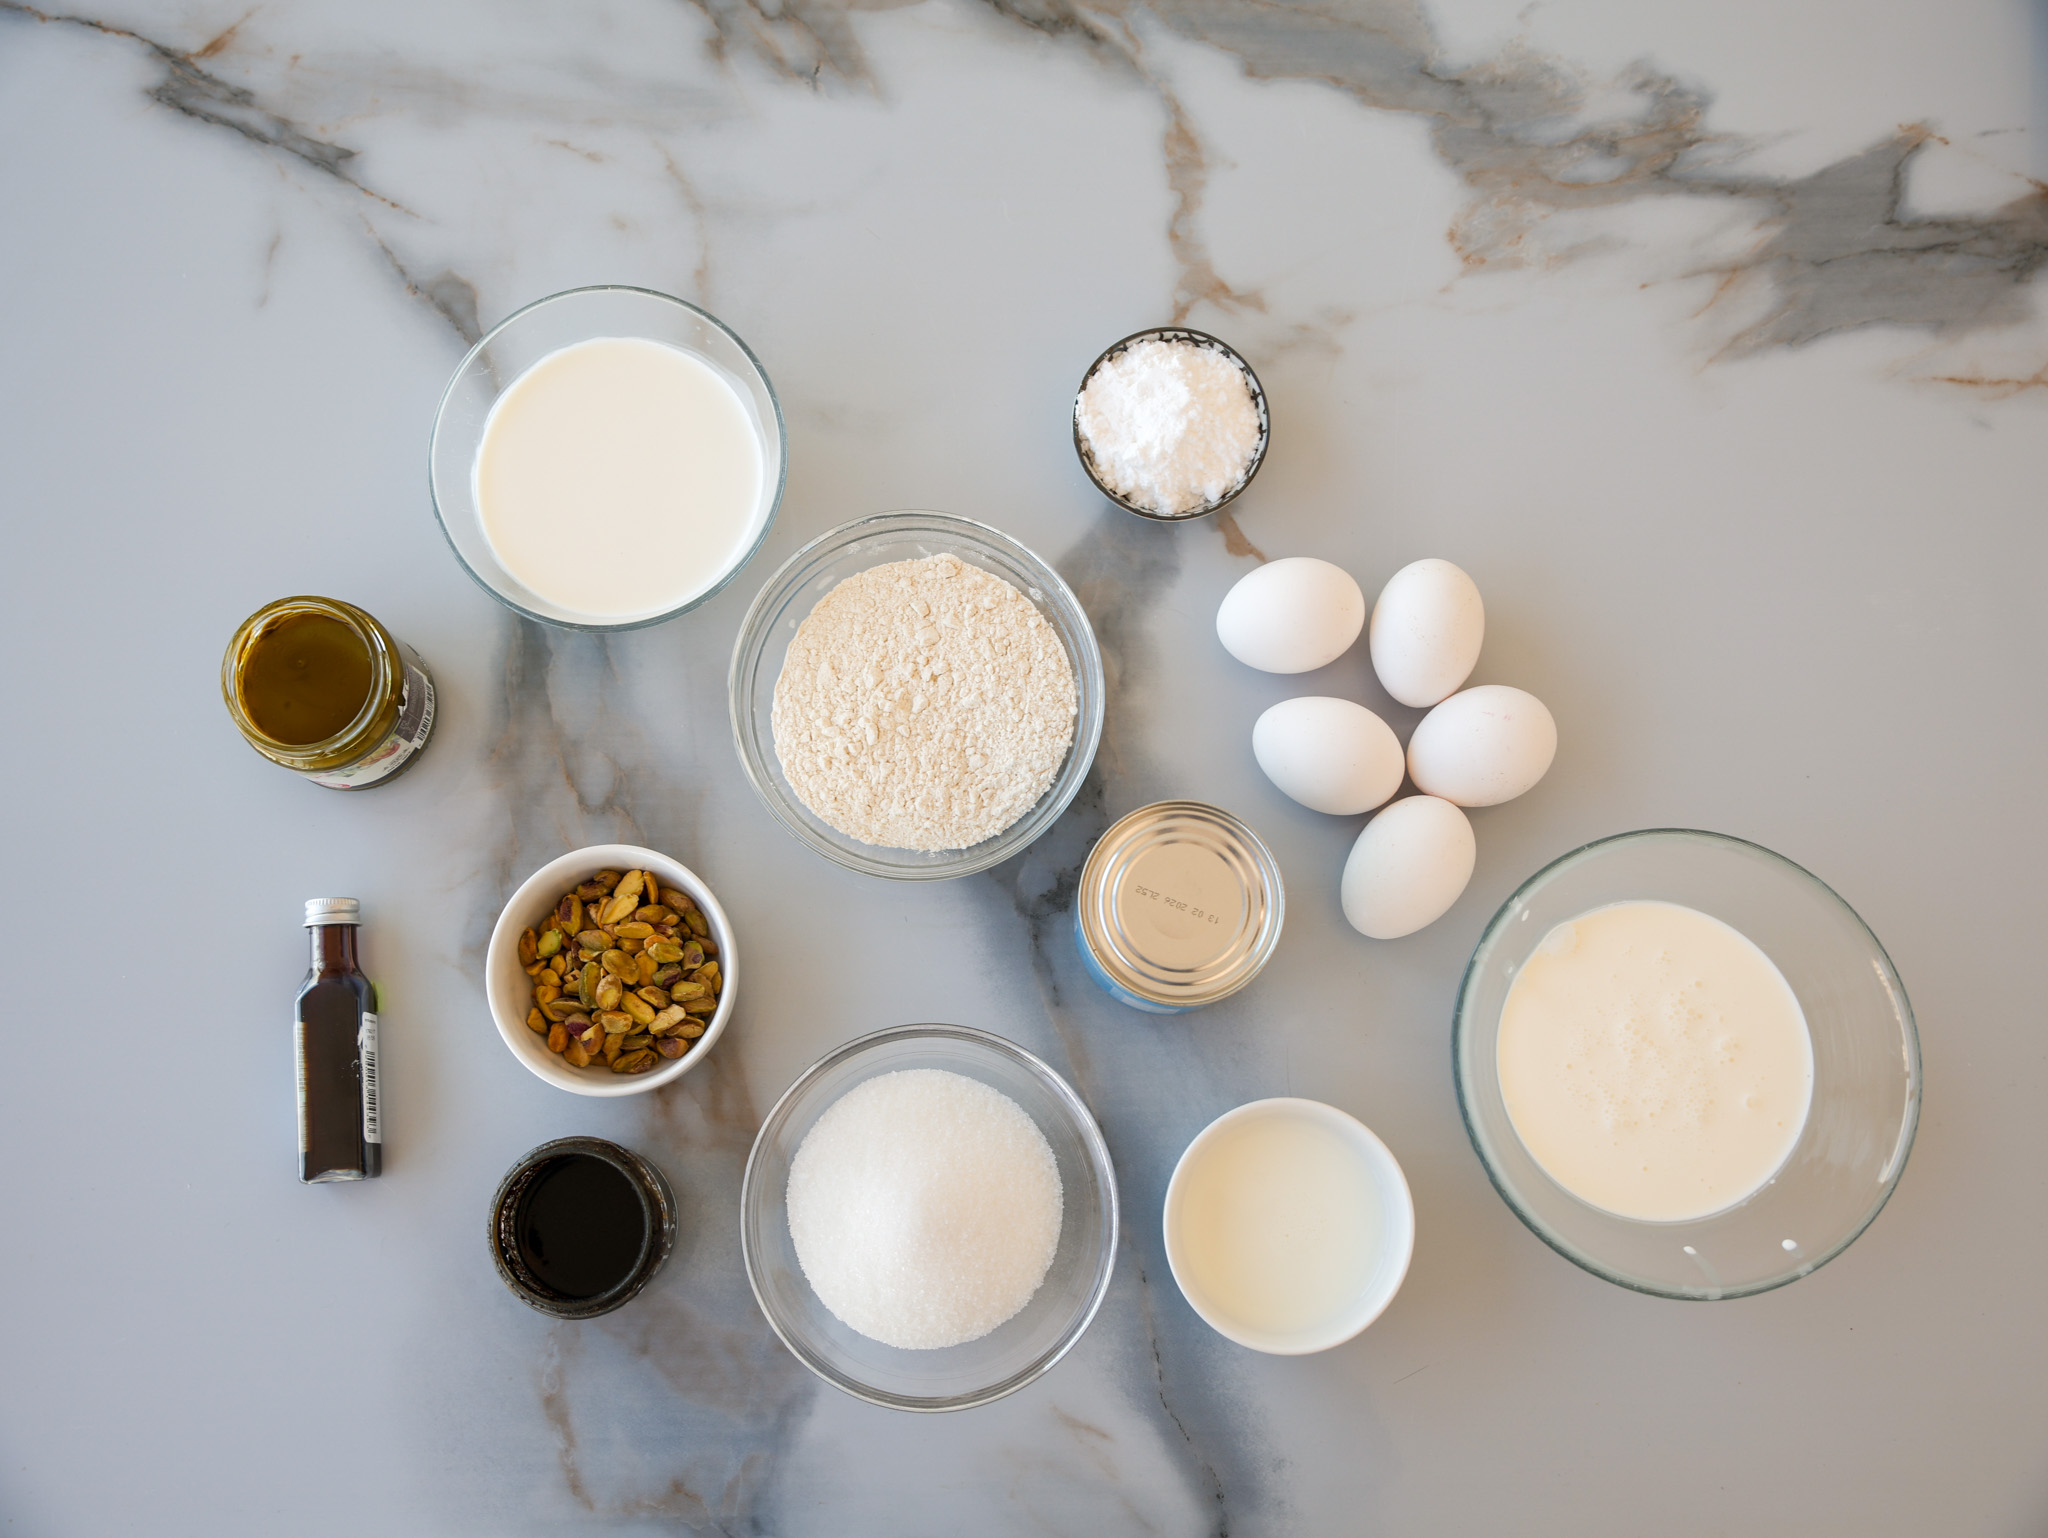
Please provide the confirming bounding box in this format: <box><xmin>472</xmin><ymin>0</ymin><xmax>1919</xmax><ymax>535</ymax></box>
<box><xmin>222</xmin><ymin>596</ymin><xmax>437</xmax><ymax>790</ymax></box>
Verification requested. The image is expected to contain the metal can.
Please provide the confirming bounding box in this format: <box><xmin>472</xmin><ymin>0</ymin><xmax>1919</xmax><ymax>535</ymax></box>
<box><xmin>1074</xmin><ymin>800</ymin><xmax>1284</xmax><ymax>1014</ymax></box>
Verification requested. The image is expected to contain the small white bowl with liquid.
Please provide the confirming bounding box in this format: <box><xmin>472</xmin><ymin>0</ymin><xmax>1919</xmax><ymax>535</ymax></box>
<box><xmin>1163</xmin><ymin>1098</ymin><xmax>1414</xmax><ymax>1355</ymax></box>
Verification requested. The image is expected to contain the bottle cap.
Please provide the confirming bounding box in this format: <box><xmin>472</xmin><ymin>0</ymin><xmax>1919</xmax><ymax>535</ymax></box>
<box><xmin>304</xmin><ymin>898</ymin><xmax>362</xmax><ymax>927</ymax></box>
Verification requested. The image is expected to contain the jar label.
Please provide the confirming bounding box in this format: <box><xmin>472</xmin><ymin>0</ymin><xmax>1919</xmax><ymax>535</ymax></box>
<box><xmin>359</xmin><ymin>1012</ymin><xmax>381</xmax><ymax>1145</ymax></box>
<box><xmin>309</xmin><ymin>647</ymin><xmax>437</xmax><ymax>790</ymax></box>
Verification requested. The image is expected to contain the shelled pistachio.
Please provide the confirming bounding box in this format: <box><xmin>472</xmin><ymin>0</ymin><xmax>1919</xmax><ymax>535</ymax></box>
<box><xmin>519</xmin><ymin>867</ymin><xmax>725</xmax><ymax>1074</ymax></box>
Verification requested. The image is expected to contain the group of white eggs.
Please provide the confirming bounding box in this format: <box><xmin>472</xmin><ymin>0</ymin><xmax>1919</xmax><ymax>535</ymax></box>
<box><xmin>1215</xmin><ymin>556</ymin><xmax>1557</xmax><ymax>940</ymax></box>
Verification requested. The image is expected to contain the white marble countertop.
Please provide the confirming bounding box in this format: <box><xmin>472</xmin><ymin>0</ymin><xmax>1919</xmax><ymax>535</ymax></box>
<box><xmin>3</xmin><ymin>0</ymin><xmax>2044</xmax><ymax>1531</ymax></box>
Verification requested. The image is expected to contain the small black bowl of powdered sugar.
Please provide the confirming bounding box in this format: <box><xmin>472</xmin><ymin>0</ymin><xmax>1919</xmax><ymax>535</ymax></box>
<box><xmin>1073</xmin><ymin>327</ymin><xmax>1270</xmax><ymax>521</ymax></box>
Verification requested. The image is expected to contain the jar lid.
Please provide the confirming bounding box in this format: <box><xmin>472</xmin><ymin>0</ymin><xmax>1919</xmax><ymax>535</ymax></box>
<box><xmin>1077</xmin><ymin>801</ymin><xmax>1284</xmax><ymax>1008</ymax></box>
<box><xmin>305</xmin><ymin>898</ymin><xmax>361</xmax><ymax>926</ymax></box>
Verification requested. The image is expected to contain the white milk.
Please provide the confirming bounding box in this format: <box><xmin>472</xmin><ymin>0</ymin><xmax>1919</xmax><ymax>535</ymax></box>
<box><xmin>1173</xmin><ymin>1113</ymin><xmax>1385</xmax><ymax>1339</ymax></box>
<box><xmin>1497</xmin><ymin>900</ymin><xmax>1814</xmax><ymax>1223</ymax></box>
<box><xmin>474</xmin><ymin>337</ymin><xmax>765</xmax><ymax>621</ymax></box>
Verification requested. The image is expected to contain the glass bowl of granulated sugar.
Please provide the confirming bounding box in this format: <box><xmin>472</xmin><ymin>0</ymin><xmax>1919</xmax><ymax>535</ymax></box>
<box><xmin>741</xmin><ymin>1023</ymin><xmax>1119</xmax><ymax>1411</ymax></box>
<box><xmin>728</xmin><ymin>510</ymin><xmax>1105</xmax><ymax>880</ymax></box>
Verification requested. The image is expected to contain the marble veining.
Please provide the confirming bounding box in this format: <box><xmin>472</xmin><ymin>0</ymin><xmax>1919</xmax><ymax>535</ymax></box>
<box><xmin>980</xmin><ymin>508</ymin><xmax>1253</xmax><ymax>1530</ymax></box>
<box><xmin>474</xmin><ymin>621</ymin><xmax>818</xmax><ymax>1531</ymax></box>
<box><xmin>7</xmin><ymin>0</ymin><xmax>2042</xmax><ymax>384</ymax></box>
<box><xmin>470</xmin><ymin>505</ymin><xmax>1256</xmax><ymax>1528</ymax></box>
<box><xmin>2</xmin><ymin>0</ymin><xmax>2043</xmax><ymax>1530</ymax></box>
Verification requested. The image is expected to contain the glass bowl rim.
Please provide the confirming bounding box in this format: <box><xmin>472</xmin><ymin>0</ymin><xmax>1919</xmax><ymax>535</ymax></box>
<box><xmin>1451</xmin><ymin>825</ymin><xmax>1922</xmax><ymax>1300</ymax></box>
<box><xmin>1071</xmin><ymin>325</ymin><xmax>1270</xmax><ymax>522</ymax></box>
<box><xmin>726</xmin><ymin>509</ymin><xmax>1106</xmax><ymax>880</ymax></box>
<box><xmin>738</xmin><ymin>1021</ymin><xmax>1121</xmax><ymax>1412</ymax></box>
<box><xmin>426</xmin><ymin>283</ymin><xmax>789</xmax><ymax>634</ymax></box>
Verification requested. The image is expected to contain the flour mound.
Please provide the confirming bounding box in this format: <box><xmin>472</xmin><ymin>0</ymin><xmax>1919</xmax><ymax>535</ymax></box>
<box><xmin>771</xmin><ymin>553</ymin><xmax>1078</xmax><ymax>852</ymax></box>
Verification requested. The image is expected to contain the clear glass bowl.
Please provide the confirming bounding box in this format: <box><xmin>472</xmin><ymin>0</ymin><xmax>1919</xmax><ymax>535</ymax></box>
<box><xmin>727</xmin><ymin>510</ymin><xmax>1105</xmax><ymax>880</ymax></box>
<box><xmin>1454</xmin><ymin>829</ymin><xmax>1921</xmax><ymax>1300</ymax></box>
<box><xmin>428</xmin><ymin>285</ymin><xmax>787</xmax><ymax>632</ymax></box>
<box><xmin>740</xmin><ymin>1024</ymin><xmax>1119</xmax><ymax>1411</ymax></box>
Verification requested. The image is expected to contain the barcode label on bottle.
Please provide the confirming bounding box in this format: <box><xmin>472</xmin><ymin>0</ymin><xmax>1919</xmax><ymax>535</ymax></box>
<box><xmin>359</xmin><ymin>1012</ymin><xmax>381</xmax><ymax>1144</ymax></box>
<box><xmin>295</xmin><ymin>1021</ymin><xmax>311</xmax><ymax>1154</ymax></box>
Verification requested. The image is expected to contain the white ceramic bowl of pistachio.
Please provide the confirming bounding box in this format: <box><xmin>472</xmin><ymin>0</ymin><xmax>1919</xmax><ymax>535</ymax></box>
<box><xmin>485</xmin><ymin>843</ymin><xmax>737</xmax><ymax>1096</ymax></box>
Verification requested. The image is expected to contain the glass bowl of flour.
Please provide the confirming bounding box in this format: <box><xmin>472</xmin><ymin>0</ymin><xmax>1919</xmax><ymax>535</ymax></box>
<box><xmin>429</xmin><ymin>285</ymin><xmax>786</xmax><ymax>631</ymax></box>
<box><xmin>1454</xmin><ymin>829</ymin><xmax>1921</xmax><ymax>1300</ymax></box>
<box><xmin>729</xmin><ymin>510</ymin><xmax>1105</xmax><ymax>880</ymax></box>
<box><xmin>741</xmin><ymin>1023</ymin><xmax>1119</xmax><ymax>1411</ymax></box>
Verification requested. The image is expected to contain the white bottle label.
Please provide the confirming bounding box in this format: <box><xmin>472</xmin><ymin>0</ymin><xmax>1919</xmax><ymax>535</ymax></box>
<box><xmin>359</xmin><ymin>1012</ymin><xmax>382</xmax><ymax>1144</ymax></box>
<box><xmin>295</xmin><ymin>1021</ymin><xmax>310</xmax><ymax>1154</ymax></box>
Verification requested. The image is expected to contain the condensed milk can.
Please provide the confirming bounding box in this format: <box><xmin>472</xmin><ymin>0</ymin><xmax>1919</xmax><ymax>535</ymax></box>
<box><xmin>1074</xmin><ymin>801</ymin><xmax>1285</xmax><ymax>1014</ymax></box>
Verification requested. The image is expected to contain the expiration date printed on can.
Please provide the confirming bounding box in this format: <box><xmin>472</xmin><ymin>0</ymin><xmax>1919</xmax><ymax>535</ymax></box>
<box><xmin>1130</xmin><ymin>883</ymin><xmax>1224</xmax><ymax>924</ymax></box>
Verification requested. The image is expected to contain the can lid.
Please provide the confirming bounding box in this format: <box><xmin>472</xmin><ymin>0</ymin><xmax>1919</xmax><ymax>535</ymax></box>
<box><xmin>305</xmin><ymin>898</ymin><xmax>361</xmax><ymax>926</ymax></box>
<box><xmin>1078</xmin><ymin>801</ymin><xmax>1284</xmax><ymax>1008</ymax></box>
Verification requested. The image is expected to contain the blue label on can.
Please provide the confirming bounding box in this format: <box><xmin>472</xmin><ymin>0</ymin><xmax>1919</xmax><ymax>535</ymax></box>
<box><xmin>1074</xmin><ymin>908</ymin><xmax>1198</xmax><ymax>1015</ymax></box>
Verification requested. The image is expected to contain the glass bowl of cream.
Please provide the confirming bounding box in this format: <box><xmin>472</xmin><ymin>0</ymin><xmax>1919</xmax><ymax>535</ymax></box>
<box><xmin>740</xmin><ymin>1023</ymin><xmax>1119</xmax><ymax>1412</ymax></box>
<box><xmin>429</xmin><ymin>285</ymin><xmax>786</xmax><ymax>631</ymax></box>
<box><xmin>1454</xmin><ymin>828</ymin><xmax>1920</xmax><ymax>1300</ymax></box>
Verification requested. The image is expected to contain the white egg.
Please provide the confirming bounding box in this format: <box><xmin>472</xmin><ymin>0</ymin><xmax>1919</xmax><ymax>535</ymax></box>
<box><xmin>1215</xmin><ymin>557</ymin><xmax>1366</xmax><ymax>674</ymax></box>
<box><xmin>1252</xmin><ymin>697</ymin><xmax>1404</xmax><ymax>815</ymax></box>
<box><xmin>1341</xmin><ymin>796</ymin><xmax>1476</xmax><ymax>940</ymax></box>
<box><xmin>1368</xmin><ymin>558</ymin><xmax>1484</xmax><ymax>708</ymax></box>
<box><xmin>1406</xmin><ymin>685</ymin><xmax>1557</xmax><ymax>807</ymax></box>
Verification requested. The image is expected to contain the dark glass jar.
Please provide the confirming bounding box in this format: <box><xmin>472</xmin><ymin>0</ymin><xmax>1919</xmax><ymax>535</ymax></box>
<box><xmin>488</xmin><ymin>1138</ymin><xmax>675</xmax><ymax>1318</ymax></box>
<box><xmin>296</xmin><ymin>898</ymin><xmax>380</xmax><ymax>1183</ymax></box>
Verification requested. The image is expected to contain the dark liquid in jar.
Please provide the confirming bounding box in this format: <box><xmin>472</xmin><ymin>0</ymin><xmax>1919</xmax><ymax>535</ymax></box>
<box><xmin>240</xmin><ymin>613</ymin><xmax>372</xmax><ymax>744</ymax></box>
<box><xmin>515</xmin><ymin>1154</ymin><xmax>649</xmax><ymax>1299</ymax></box>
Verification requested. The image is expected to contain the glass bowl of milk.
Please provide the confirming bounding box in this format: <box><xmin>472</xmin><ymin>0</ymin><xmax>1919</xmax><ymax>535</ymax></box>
<box><xmin>430</xmin><ymin>286</ymin><xmax>786</xmax><ymax>630</ymax></box>
<box><xmin>1454</xmin><ymin>829</ymin><xmax>1920</xmax><ymax>1300</ymax></box>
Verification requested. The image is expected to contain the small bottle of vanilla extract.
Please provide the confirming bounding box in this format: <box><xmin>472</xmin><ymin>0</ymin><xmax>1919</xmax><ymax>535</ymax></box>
<box><xmin>296</xmin><ymin>899</ymin><xmax>381</xmax><ymax>1183</ymax></box>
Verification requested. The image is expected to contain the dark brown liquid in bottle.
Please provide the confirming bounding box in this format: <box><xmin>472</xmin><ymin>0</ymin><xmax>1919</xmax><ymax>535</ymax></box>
<box><xmin>297</xmin><ymin>922</ymin><xmax>380</xmax><ymax>1183</ymax></box>
<box><xmin>242</xmin><ymin>614</ymin><xmax>372</xmax><ymax>745</ymax></box>
<box><xmin>514</xmin><ymin>1155</ymin><xmax>649</xmax><ymax>1299</ymax></box>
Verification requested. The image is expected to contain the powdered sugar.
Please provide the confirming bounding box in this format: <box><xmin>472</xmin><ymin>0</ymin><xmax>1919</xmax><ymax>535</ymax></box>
<box><xmin>785</xmin><ymin>1068</ymin><xmax>1064</xmax><ymax>1350</ymax></box>
<box><xmin>771</xmin><ymin>553</ymin><xmax>1078</xmax><ymax>851</ymax></box>
<box><xmin>1075</xmin><ymin>338</ymin><xmax>1263</xmax><ymax>515</ymax></box>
